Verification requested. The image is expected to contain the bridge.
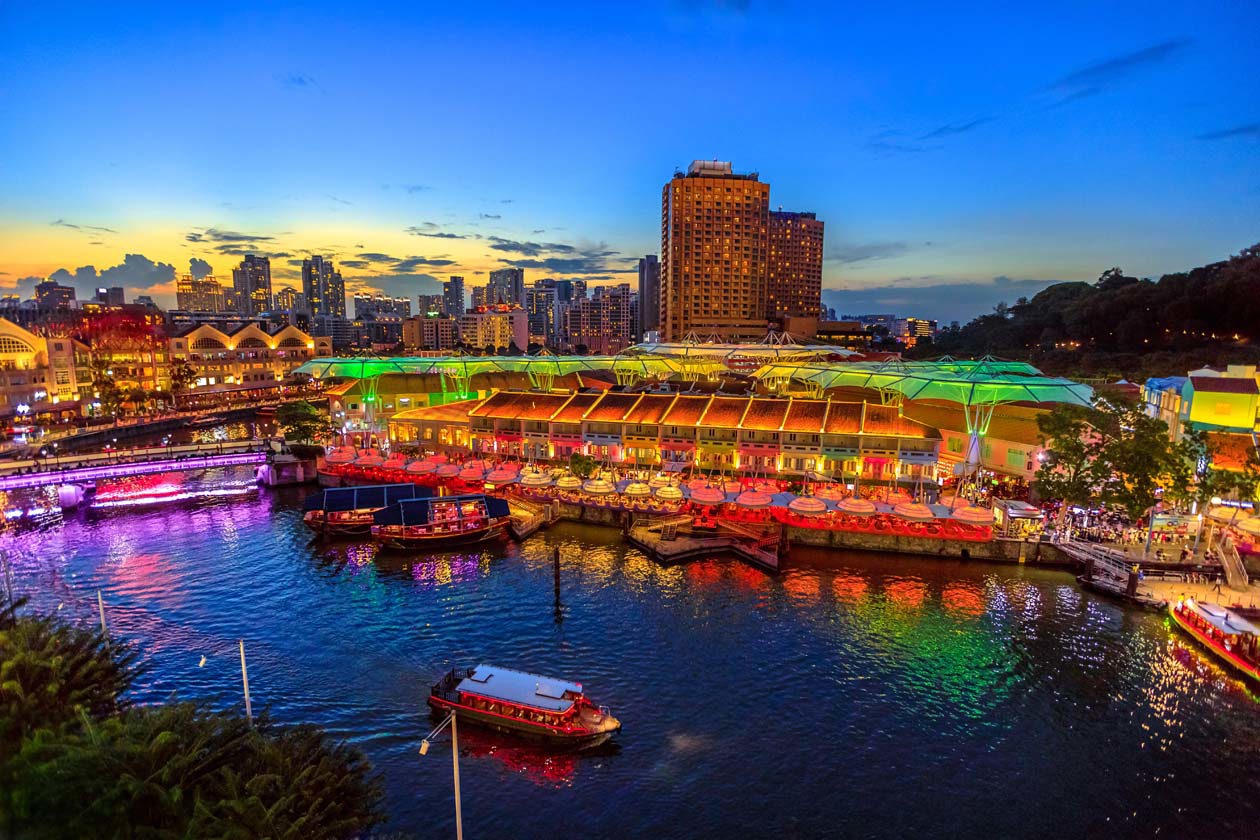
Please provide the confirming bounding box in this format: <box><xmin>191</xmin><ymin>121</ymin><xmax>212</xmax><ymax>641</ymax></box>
<box><xmin>0</xmin><ymin>441</ymin><xmax>274</xmax><ymax>492</ymax></box>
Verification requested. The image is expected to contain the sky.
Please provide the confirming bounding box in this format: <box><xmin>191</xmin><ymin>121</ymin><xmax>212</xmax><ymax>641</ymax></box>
<box><xmin>1</xmin><ymin>0</ymin><xmax>1257</xmax><ymax>323</ymax></box>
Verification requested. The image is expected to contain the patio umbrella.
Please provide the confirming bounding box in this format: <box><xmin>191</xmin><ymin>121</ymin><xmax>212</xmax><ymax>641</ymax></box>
<box><xmin>838</xmin><ymin>497</ymin><xmax>876</xmax><ymax>515</ymax></box>
<box><xmin>720</xmin><ymin>479</ymin><xmax>742</xmax><ymax>493</ymax></box>
<box><xmin>406</xmin><ymin>460</ymin><xmax>437</xmax><ymax>475</ymax></box>
<box><xmin>1236</xmin><ymin>516</ymin><xmax>1260</xmax><ymax>536</ymax></box>
<box><xmin>555</xmin><ymin>474</ymin><xmax>582</xmax><ymax>490</ymax></box>
<box><xmin>789</xmin><ymin>496</ymin><xmax>828</xmax><ymax>516</ymax></box>
<box><xmin>686</xmin><ymin>478</ymin><xmax>711</xmax><ymax>492</ymax></box>
<box><xmin>885</xmin><ymin>490</ymin><xmax>912</xmax><ymax>505</ymax></box>
<box><xmin>459</xmin><ymin>466</ymin><xmax>486</xmax><ymax>481</ymax></box>
<box><xmin>649</xmin><ymin>474</ymin><xmax>671</xmax><ymax>488</ymax></box>
<box><xmin>326</xmin><ymin>449</ymin><xmax>356</xmax><ymax>464</ymax></box>
<box><xmin>465</xmin><ymin>459</ymin><xmax>488</xmax><ymax>471</ymax></box>
<box><xmin>952</xmin><ymin>505</ymin><xmax>995</xmax><ymax>525</ymax></box>
<box><xmin>583</xmin><ymin>478</ymin><xmax>616</xmax><ymax>495</ymax></box>
<box><xmin>436</xmin><ymin>464</ymin><xmax>461</xmax><ymax>478</ymax></box>
<box><xmin>893</xmin><ymin>502</ymin><xmax>935</xmax><ymax>521</ymax></box>
<box><xmin>734</xmin><ymin>491</ymin><xmax>772</xmax><ymax>509</ymax></box>
<box><xmin>623</xmin><ymin>482</ymin><xmax>652</xmax><ymax>498</ymax></box>
<box><xmin>691</xmin><ymin>486</ymin><xmax>727</xmax><ymax>506</ymax></box>
<box><xmin>486</xmin><ymin>468</ymin><xmax>518</xmax><ymax>484</ymax></box>
<box><xmin>520</xmin><ymin>471</ymin><xmax>554</xmax><ymax>487</ymax></box>
<box><xmin>354</xmin><ymin>455</ymin><xmax>384</xmax><ymax>467</ymax></box>
<box><xmin>816</xmin><ymin>484</ymin><xmax>846</xmax><ymax>501</ymax></box>
<box><xmin>428</xmin><ymin>454</ymin><xmax>449</xmax><ymax>464</ymax></box>
<box><xmin>380</xmin><ymin>457</ymin><xmax>408</xmax><ymax>471</ymax></box>
<box><xmin>753</xmin><ymin>481</ymin><xmax>778</xmax><ymax>494</ymax></box>
<box><xmin>655</xmin><ymin>485</ymin><xmax>683</xmax><ymax>501</ymax></box>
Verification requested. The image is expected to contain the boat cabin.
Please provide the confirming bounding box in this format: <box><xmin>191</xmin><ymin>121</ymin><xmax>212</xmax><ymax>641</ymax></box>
<box><xmin>1178</xmin><ymin>599</ymin><xmax>1260</xmax><ymax>664</ymax></box>
<box><xmin>304</xmin><ymin>483</ymin><xmax>433</xmax><ymax>519</ymax></box>
<box><xmin>457</xmin><ymin>665</ymin><xmax>585</xmax><ymax>726</ymax></box>
<box><xmin>372</xmin><ymin>494</ymin><xmax>510</xmax><ymax>536</ymax></box>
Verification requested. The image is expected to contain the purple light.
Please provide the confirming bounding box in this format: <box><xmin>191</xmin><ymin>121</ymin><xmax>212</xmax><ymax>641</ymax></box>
<box><xmin>0</xmin><ymin>453</ymin><xmax>267</xmax><ymax>491</ymax></box>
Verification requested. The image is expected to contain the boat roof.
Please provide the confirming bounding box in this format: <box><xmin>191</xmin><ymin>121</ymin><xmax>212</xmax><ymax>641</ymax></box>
<box><xmin>303</xmin><ymin>483</ymin><xmax>432</xmax><ymax>512</ymax></box>
<box><xmin>1190</xmin><ymin>601</ymin><xmax>1260</xmax><ymax>636</ymax></box>
<box><xmin>372</xmin><ymin>494</ymin><xmax>510</xmax><ymax>526</ymax></box>
<box><xmin>455</xmin><ymin>664</ymin><xmax>583</xmax><ymax>712</ymax></box>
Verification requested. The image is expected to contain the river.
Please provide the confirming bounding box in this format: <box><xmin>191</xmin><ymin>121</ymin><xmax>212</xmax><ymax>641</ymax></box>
<box><xmin>6</xmin><ymin>465</ymin><xmax>1260</xmax><ymax>838</ymax></box>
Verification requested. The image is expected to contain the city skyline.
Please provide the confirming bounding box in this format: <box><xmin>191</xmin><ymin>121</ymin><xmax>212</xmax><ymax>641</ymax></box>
<box><xmin>2</xmin><ymin>2</ymin><xmax>1257</xmax><ymax>323</ymax></box>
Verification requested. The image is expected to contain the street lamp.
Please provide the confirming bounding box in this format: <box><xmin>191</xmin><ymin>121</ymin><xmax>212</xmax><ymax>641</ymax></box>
<box><xmin>419</xmin><ymin>711</ymin><xmax>463</xmax><ymax>840</ymax></box>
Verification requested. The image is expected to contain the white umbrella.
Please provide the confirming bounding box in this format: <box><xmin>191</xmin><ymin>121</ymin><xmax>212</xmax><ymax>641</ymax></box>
<box><xmin>690</xmin><ymin>486</ymin><xmax>727</xmax><ymax>506</ymax></box>
<box><xmin>655</xmin><ymin>485</ymin><xmax>683</xmax><ymax>501</ymax></box>
<box><xmin>436</xmin><ymin>464</ymin><xmax>461</xmax><ymax>478</ymax></box>
<box><xmin>838</xmin><ymin>497</ymin><xmax>876</xmax><ymax>515</ymax></box>
<box><xmin>734</xmin><ymin>491</ymin><xmax>772</xmax><ymax>509</ymax></box>
<box><xmin>816</xmin><ymin>484</ymin><xmax>846</xmax><ymax>501</ymax></box>
<box><xmin>623</xmin><ymin>482</ymin><xmax>652</xmax><ymax>498</ymax></box>
<box><xmin>893</xmin><ymin>502</ymin><xmax>935</xmax><ymax>521</ymax></box>
<box><xmin>649</xmin><ymin>474</ymin><xmax>671</xmax><ymax>488</ymax></box>
<box><xmin>354</xmin><ymin>455</ymin><xmax>384</xmax><ymax>467</ymax></box>
<box><xmin>556</xmin><ymin>474</ymin><xmax>582</xmax><ymax>490</ymax></box>
<box><xmin>583</xmin><ymin>478</ymin><xmax>615</xmax><ymax>495</ymax></box>
<box><xmin>520</xmin><ymin>471</ymin><xmax>553</xmax><ymax>487</ymax></box>
<box><xmin>406</xmin><ymin>460</ymin><xmax>437</xmax><ymax>475</ymax></box>
<box><xmin>486</xmin><ymin>468</ymin><xmax>518</xmax><ymax>484</ymax></box>
<box><xmin>789</xmin><ymin>496</ymin><xmax>828</xmax><ymax>516</ymax></box>
<box><xmin>459</xmin><ymin>467</ymin><xmax>486</xmax><ymax>481</ymax></box>
<box><xmin>953</xmin><ymin>505</ymin><xmax>994</xmax><ymax>525</ymax></box>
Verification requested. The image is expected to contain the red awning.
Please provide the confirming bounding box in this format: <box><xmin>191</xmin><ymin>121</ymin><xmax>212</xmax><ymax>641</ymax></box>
<box><xmin>660</xmin><ymin>440</ymin><xmax>695</xmax><ymax>451</ymax></box>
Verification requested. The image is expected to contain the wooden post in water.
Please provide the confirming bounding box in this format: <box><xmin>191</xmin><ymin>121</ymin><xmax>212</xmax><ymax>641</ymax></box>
<box><xmin>239</xmin><ymin>640</ymin><xmax>253</xmax><ymax>725</ymax></box>
<box><xmin>553</xmin><ymin>547</ymin><xmax>563</xmax><ymax>624</ymax></box>
<box><xmin>97</xmin><ymin>591</ymin><xmax>109</xmax><ymax>650</ymax></box>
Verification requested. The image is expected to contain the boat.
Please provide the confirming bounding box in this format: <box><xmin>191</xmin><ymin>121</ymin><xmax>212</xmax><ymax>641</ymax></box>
<box><xmin>190</xmin><ymin>415</ymin><xmax>225</xmax><ymax>427</ymax></box>
<box><xmin>256</xmin><ymin>405</ymin><xmax>277</xmax><ymax>417</ymax></box>
<box><xmin>1169</xmin><ymin>597</ymin><xmax>1260</xmax><ymax>684</ymax></box>
<box><xmin>429</xmin><ymin>664</ymin><xmax>621</xmax><ymax>749</ymax></box>
<box><xmin>302</xmin><ymin>483</ymin><xmax>433</xmax><ymax>537</ymax></box>
<box><xmin>371</xmin><ymin>493</ymin><xmax>511</xmax><ymax>549</ymax></box>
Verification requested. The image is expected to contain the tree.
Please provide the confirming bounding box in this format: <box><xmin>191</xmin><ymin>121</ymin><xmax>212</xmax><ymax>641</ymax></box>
<box><xmin>1034</xmin><ymin>404</ymin><xmax>1103</xmax><ymax>517</ymax></box>
<box><xmin>169</xmin><ymin>361</ymin><xmax>197</xmax><ymax>407</ymax></box>
<box><xmin>568</xmin><ymin>452</ymin><xmax>596</xmax><ymax>478</ymax></box>
<box><xmin>90</xmin><ymin>361</ymin><xmax>124</xmax><ymax>418</ymax></box>
<box><xmin>1091</xmin><ymin>398</ymin><xmax>1182</xmax><ymax>519</ymax></box>
<box><xmin>276</xmin><ymin>401</ymin><xmax>327</xmax><ymax>444</ymax></box>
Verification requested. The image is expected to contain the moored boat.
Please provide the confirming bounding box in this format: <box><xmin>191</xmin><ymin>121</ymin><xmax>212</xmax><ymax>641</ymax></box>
<box><xmin>1169</xmin><ymin>597</ymin><xmax>1260</xmax><ymax>684</ymax></box>
<box><xmin>371</xmin><ymin>493</ymin><xmax>511</xmax><ymax>549</ymax></box>
<box><xmin>302</xmin><ymin>483</ymin><xmax>433</xmax><ymax>537</ymax></box>
<box><xmin>429</xmin><ymin>664</ymin><xmax>621</xmax><ymax>749</ymax></box>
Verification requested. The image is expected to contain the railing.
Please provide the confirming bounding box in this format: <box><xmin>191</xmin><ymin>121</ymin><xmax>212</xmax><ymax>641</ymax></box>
<box><xmin>1218</xmin><ymin>535</ymin><xmax>1250</xmax><ymax>591</ymax></box>
<box><xmin>1058</xmin><ymin>538</ymin><xmax>1134</xmax><ymax>580</ymax></box>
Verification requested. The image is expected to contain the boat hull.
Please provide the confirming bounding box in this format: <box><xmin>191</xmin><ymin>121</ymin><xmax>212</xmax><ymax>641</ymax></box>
<box><xmin>373</xmin><ymin>519</ymin><xmax>509</xmax><ymax>550</ymax></box>
<box><xmin>427</xmin><ymin>696</ymin><xmax>615</xmax><ymax>750</ymax></box>
<box><xmin>302</xmin><ymin>511</ymin><xmax>373</xmax><ymax>537</ymax></box>
<box><xmin>1169</xmin><ymin>604</ymin><xmax>1260</xmax><ymax>684</ymax></box>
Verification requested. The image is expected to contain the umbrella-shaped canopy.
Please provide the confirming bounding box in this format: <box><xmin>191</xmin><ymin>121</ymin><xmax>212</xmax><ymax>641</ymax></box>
<box><xmin>838</xmin><ymin>497</ymin><xmax>876</xmax><ymax>515</ymax></box>
<box><xmin>555</xmin><ymin>474</ymin><xmax>582</xmax><ymax>490</ymax></box>
<box><xmin>884</xmin><ymin>490</ymin><xmax>912</xmax><ymax>505</ymax></box>
<box><xmin>436</xmin><ymin>464</ymin><xmax>461</xmax><ymax>477</ymax></box>
<box><xmin>655</xmin><ymin>484</ymin><xmax>683</xmax><ymax>501</ymax></box>
<box><xmin>1235</xmin><ymin>516</ymin><xmax>1260</xmax><ymax>536</ymax></box>
<box><xmin>686</xmin><ymin>478</ymin><xmax>711</xmax><ymax>491</ymax></box>
<box><xmin>459</xmin><ymin>466</ymin><xmax>486</xmax><ymax>481</ymax></box>
<box><xmin>753</xmin><ymin>481</ymin><xmax>778</xmax><ymax>494</ymax></box>
<box><xmin>648</xmin><ymin>474</ymin><xmax>671</xmax><ymax>488</ymax></box>
<box><xmin>406</xmin><ymin>460</ymin><xmax>437</xmax><ymax>475</ymax></box>
<box><xmin>623</xmin><ymin>482</ymin><xmax>652</xmax><ymax>498</ymax></box>
<box><xmin>893</xmin><ymin>501</ymin><xmax>935</xmax><ymax>521</ymax></box>
<box><xmin>520</xmin><ymin>471</ymin><xmax>554</xmax><ymax>487</ymax></box>
<box><xmin>816</xmin><ymin>484</ymin><xmax>846</xmax><ymax>501</ymax></box>
<box><xmin>464</xmin><ymin>459</ymin><xmax>488</xmax><ymax>470</ymax></box>
<box><xmin>428</xmin><ymin>453</ymin><xmax>449</xmax><ymax>464</ymax></box>
<box><xmin>486</xmin><ymin>468</ymin><xmax>517</xmax><ymax>484</ymax></box>
<box><xmin>1206</xmin><ymin>505</ymin><xmax>1241</xmax><ymax>523</ymax></box>
<box><xmin>789</xmin><ymin>496</ymin><xmax>828</xmax><ymax>516</ymax></box>
<box><xmin>734</xmin><ymin>490</ymin><xmax>773</xmax><ymax>509</ymax></box>
<box><xmin>720</xmin><ymin>479</ymin><xmax>742</xmax><ymax>493</ymax></box>
<box><xmin>953</xmin><ymin>505</ymin><xmax>995</xmax><ymax>525</ymax></box>
<box><xmin>354</xmin><ymin>455</ymin><xmax>385</xmax><ymax>467</ymax></box>
<box><xmin>326</xmin><ymin>449</ymin><xmax>357</xmax><ymax>464</ymax></box>
<box><xmin>380</xmin><ymin>457</ymin><xmax>408</xmax><ymax>471</ymax></box>
<box><xmin>583</xmin><ymin>478</ymin><xmax>616</xmax><ymax>495</ymax></box>
<box><xmin>690</xmin><ymin>486</ymin><xmax>728</xmax><ymax>506</ymax></box>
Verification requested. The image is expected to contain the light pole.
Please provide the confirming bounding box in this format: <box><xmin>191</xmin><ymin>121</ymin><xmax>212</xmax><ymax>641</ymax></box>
<box><xmin>420</xmin><ymin>711</ymin><xmax>463</xmax><ymax>840</ymax></box>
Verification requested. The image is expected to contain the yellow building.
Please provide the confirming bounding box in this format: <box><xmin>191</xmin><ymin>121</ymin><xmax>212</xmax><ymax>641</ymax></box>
<box><xmin>169</xmin><ymin>323</ymin><xmax>332</xmax><ymax>394</ymax></box>
<box><xmin>0</xmin><ymin>317</ymin><xmax>92</xmax><ymax>419</ymax></box>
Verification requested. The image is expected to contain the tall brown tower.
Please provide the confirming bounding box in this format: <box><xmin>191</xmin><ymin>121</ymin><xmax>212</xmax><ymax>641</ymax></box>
<box><xmin>767</xmin><ymin>210</ymin><xmax>825</xmax><ymax>323</ymax></box>
<box><xmin>660</xmin><ymin>161</ymin><xmax>770</xmax><ymax>342</ymax></box>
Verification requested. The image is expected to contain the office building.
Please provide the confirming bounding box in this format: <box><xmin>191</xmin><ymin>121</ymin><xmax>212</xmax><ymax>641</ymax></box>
<box><xmin>660</xmin><ymin>160</ymin><xmax>771</xmax><ymax>341</ymax></box>
<box><xmin>94</xmin><ymin>287</ymin><xmax>126</xmax><ymax>307</ymax></box>
<box><xmin>459</xmin><ymin>305</ymin><xmax>527</xmax><ymax>353</ymax></box>
<box><xmin>638</xmin><ymin>255</ymin><xmax>660</xmax><ymax>338</ymax></box>
<box><xmin>274</xmin><ymin>286</ymin><xmax>305</xmax><ymax>312</ymax></box>
<box><xmin>767</xmin><ymin>211</ymin><xmax>824</xmax><ymax>322</ymax></box>
<box><xmin>402</xmin><ymin>313</ymin><xmax>460</xmax><ymax>352</ymax></box>
<box><xmin>232</xmin><ymin>255</ymin><xmax>273</xmax><ymax>315</ymax></box>
<box><xmin>176</xmin><ymin>274</ymin><xmax>225</xmax><ymax>312</ymax></box>
<box><xmin>443</xmin><ymin>276</ymin><xmax>466</xmax><ymax>317</ymax></box>
<box><xmin>301</xmin><ymin>256</ymin><xmax>345</xmax><ymax>318</ymax></box>
<box><xmin>488</xmin><ymin>268</ymin><xmax>526</xmax><ymax>306</ymax></box>
<box><xmin>895</xmin><ymin>317</ymin><xmax>937</xmax><ymax>348</ymax></box>
<box><xmin>417</xmin><ymin>294</ymin><xmax>445</xmax><ymax>316</ymax></box>
<box><xmin>564</xmin><ymin>283</ymin><xmax>635</xmax><ymax>355</ymax></box>
<box><xmin>353</xmin><ymin>293</ymin><xmax>411</xmax><ymax>320</ymax></box>
<box><xmin>34</xmin><ymin>280</ymin><xmax>77</xmax><ymax>308</ymax></box>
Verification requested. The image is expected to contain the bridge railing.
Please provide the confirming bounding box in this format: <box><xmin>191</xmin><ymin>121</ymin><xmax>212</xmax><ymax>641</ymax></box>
<box><xmin>0</xmin><ymin>450</ymin><xmax>270</xmax><ymax>492</ymax></box>
<box><xmin>0</xmin><ymin>440</ymin><xmax>277</xmax><ymax>477</ymax></box>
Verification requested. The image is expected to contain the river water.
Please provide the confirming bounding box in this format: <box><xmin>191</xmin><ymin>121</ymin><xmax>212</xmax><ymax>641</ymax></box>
<box><xmin>7</xmin><ymin>466</ymin><xmax>1260</xmax><ymax>838</ymax></box>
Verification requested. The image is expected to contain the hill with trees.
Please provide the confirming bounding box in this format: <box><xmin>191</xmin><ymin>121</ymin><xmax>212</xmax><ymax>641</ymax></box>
<box><xmin>920</xmin><ymin>243</ymin><xmax>1260</xmax><ymax>379</ymax></box>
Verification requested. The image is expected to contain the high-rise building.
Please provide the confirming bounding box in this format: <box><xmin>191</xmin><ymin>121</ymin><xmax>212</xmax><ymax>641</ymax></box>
<box><xmin>470</xmin><ymin>286</ymin><xmax>490</xmax><ymax>310</ymax></box>
<box><xmin>353</xmin><ymin>293</ymin><xmax>411</xmax><ymax>320</ymax></box>
<box><xmin>638</xmin><ymin>255</ymin><xmax>660</xmax><ymax>338</ymax></box>
<box><xmin>34</xmin><ymin>280</ymin><xmax>77</xmax><ymax>307</ymax></box>
<box><xmin>176</xmin><ymin>274</ymin><xmax>225</xmax><ymax>312</ymax></box>
<box><xmin>301</xmin><ymin>256</ymin><xmax>345</xmax><ymax>318</ymax></box>
<box><xmin>443</xmin><ymin>276</ymin><xmax>466</xmax><ymax>317</ymax></box>
<box><xmin>767</xmin><ymin>211</ymin><xmax>824</xmax><ymax>322</ymax></box>
<box><xmin>564</xmin><ymin>283</ymin><xmax>635</xmax><ymax>355</ymax></box>
<box><xmin>895</xmin><ymin>317</ymin><xmax>937</xmax><ymax>348</ymax></box>
<box><xmin>232</xmin><ymin>255</ymin><xmax>273</xmax><ymax>315</ymax></box>
<box><xmin>94</xmin><ymin>287</ymin><xmax>126</xmax><ymax>306</ymax></box>
<box><xmin>402</xmin><ymin>313</ymin><xmax>460</xmax><ymax>351</ymax></box>
<box><xmin>417</xmin><ymin>294</ymin><xmax>445</xmax><ymax>316</ymax></box>
<box><xmin>660</xmin><ymin>160</ymin><xmax>771</xmax><ymax>341</ymax></box>
<box><xmin>487</xmin><ymin>268</ymin><xmax>525</xmax><ymax>306</ymax></box>
<box><xmin>459</xmin><ymin>305</ymin><xmax>527</xmax><ymax>353</ymax></box>
<box><xmin>274</xmin><ymin>286</ymin><xmax>305</xmax><ymax>312</ymax></box>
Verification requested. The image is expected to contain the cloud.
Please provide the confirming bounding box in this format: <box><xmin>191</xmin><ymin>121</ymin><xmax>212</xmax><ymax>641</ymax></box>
<box><xmin>402</xmin><ymin>184</ymin><xmax>431</xmax><ymax>194</ymax></box>
<box><xmin>5</xmin><ymin>276</ymin><xmax>42</xmax><ymax>297</ymax></box>
<box><xmin>51</xmin><ymin>218</ymin><xmax>117</xmax><ymax>234</ymax></box>
<box><xmin>340</xmin><ymin>260</ymin><xmax>371</xmax><ymax>269</ymax></box>
<box><xmin>1044</xmin><ymin>39</ymin><xmax>1191</xmax><ymax>105</ymax></box>
<box><xmin>279</xmin><ymin>72</ymin><xmax>319</xmax><ymax>89</ymax></box>
<box><xmin>213</xmin><ymin>246</ymin><xmax>292</xmax><ymax>258</ymax></box>
<box><xmin>827</xmin><ymin>241</ymin><xmax>926</xmax><ymax>264</ymax></box>
<box><xmin>479</xmin><ymin>213</ymin><xmax>502</xmax><ymax>220</ymax></box>
<box><xmin>327</xmin><ymin>194</ymin><xmax>353</xmax><ymax>206</ymax></box>
<box><xmin>1196</xmin><ymin>122</ymin><xmax>1260</xmax><ymax>141</ymax></box>
<box><xmin>356</xmin><ymin>252</ymin><xmax>397</xmax><ymax>264</ymax></box>
<box><xmin>48</xmin><ymin>254</ymin><xmax>177</xmax><ymax>298</ymax></box>
<box><xmin>864</xmin><ymin>140</ymin><xmax>933</xmax><ymax>156</ymax></box>
<box><xmin>189</xmin><ymin>257</ymin><xmax>213</xmax><ymax>279</ymax></box>
<box><xmin>487</xmin><ymin>237</ymin><xmax>577</xmax><ymax>257</ymax></box>
<box><xmin>406</xmin><ymin>223</ymin><xmax>467</xmax><ymax>239</ymax></box>
<box><xmin>500</xmin><ymin>199</ymin><xmax>514</xmax><ymax>204</ymax></box>
<box><xmin>822</xmin><ymin>275</ymin><xmax>1063</xmax><ymax>324</ymax></box>
<box><xmin>349</xmin><ymin>252</ymin><xmax>455</xmax><ymax>272</ymax></box>
<box><xmin>918</xmin><ymin>117</ymin><xmax>994</xmax><ymax>140</ymax></box>
<box><xmin>343</xmin><ymin>272</ymin><xmax>445</xmax><ymax>299</ymax></box>
<box><xmin>392</xmin><ymin>256</ymin><xmax>456</xmax><ymax>271</ymax></box>
<box><xmin>187</xmin><ymin>227</ymin><xmax>275</xmax><ymax>243</ymax></box>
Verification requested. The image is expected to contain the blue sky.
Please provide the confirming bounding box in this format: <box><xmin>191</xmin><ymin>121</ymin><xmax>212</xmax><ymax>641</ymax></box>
<box><xmin>1</xmin><ymin>0</ymin><xmax>1256</xmax><ymax>322</ymax></box>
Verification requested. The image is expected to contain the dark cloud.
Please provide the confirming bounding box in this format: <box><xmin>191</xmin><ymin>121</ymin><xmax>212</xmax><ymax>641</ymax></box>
<box><xmin>51</xmin><ymin>218</ymin><xmax>117</xmax><ymax>234</ymax></box>
<box><xmin>340</xmin><ymin>260</ymin><xmax>371</xmax><ymax>269</ymax></box>
<box><xmin>406</xmin><ymin>223</ymin><xmax>467</xmax><ymax>239</ymax></box>
<box><xmin>918</xmin><ymin>117</ymin><xmax>994</xmax><ymax>140</ymax></box>
<box><xmin>1197</xmin><ymin>122</ymin><xmax>1260</xmax><ymax>141</ymax></box>
<box><xmin>48</xmin><ymin>254</ymin><xmax>176</xmax><ymax>297</ymax></box>
<box><xmin>189</xmin><ymin>257</ymin><xmax>213</xmax><ymax>279</ymax></box>
<box><xmin>531</xmin><ymin>229</ymin><xmax>547</xmax><ymax>234</ymax></box>
<box><xmin>350</xmin><ymin>252</ymin><xmax>455</xmax><ymax>272</ymax></box>
<box><xmin>213</xmin><ymin>246</ymin><xmax>292</xmax><ymax>258</ymax></box>
<box><xmin>826</xmin><ymin>241</ymin><xmax>928</xmax><ymax>264</ymax></box>
<box><xmin>822</xmin><ymin>276</ymin><xmax>1063</xmax><ymax>324</ymax></box>
<box><xmin>479</xmin><ymin>213</ymin><xmax>502</xmax><ymax>220</ymax></box>
<box><xmin>392</xmin><ymin>256</ymin><xmax>456</xmax><ymax>271</ymax></box>
<box><xmin>1044</xmin><ymin>39</ymin><xmax>1191</xmax><ymax>105</ymax></box>
<box><xmin>500</xmin><ymin>199</ymin><xmax>514</xmax><ymax>204</ymax></box>
<box><xmin>486</xmin><ymin>237</ymin><xmax>577</xmax><ymax>257</ymax></box>
<box><xmin>346</xmin><ymin>272</ymin><xmax>445</xmax><ymax>298</ymax></box>
<box><xmin>9</xmin><ymin>276</ymin><xmax>42</xmax><ymax>297</ymax></box>
<box><xmin>187</xmin><ymin>228</ymin><xmax>275</xmax><ymax>243</ymax></box>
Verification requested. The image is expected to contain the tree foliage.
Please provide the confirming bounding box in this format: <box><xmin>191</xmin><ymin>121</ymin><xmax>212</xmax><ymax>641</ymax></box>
<box><xmin>276</xmin><ymin>401</ymin><xmax>327</xmax><ymax>444</ymax></box>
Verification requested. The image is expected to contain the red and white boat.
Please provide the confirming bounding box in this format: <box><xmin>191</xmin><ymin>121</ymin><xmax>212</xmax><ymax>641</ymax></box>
<box><xmin>1169</xmin><ymin>597</ymin><xmax>1260</xmax><ymax>684</ymax></box>
<box><xmin>429</xmin><ymin>664</ymin><xmax>621</xmax><ymax>749</ymax></box>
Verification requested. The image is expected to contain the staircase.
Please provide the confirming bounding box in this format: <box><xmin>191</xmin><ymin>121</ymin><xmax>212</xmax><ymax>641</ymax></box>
<box><xmin>1219</xmin><ymin>535</ymin><xmax>1251</xmax><ymax>591</ymax></box>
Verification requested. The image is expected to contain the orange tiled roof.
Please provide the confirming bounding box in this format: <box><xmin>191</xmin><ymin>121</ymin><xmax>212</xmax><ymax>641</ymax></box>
<box><xmin>742</xmin><ymin>398</ymin><xmax>790</xmax><ymax>431</ymax></box>
<box><xmin>862</xmin><ymin>404</ymin><xmax>936</xmax><ymax>437</ymax></box>
<box><xmin>624</xmin><ymin>393</ymin><xmax>676</xmax><ymax>424</ymax></box>
<box><xmin>392</xmin><ymin>397</ymin><xmax>486</xmax><ymax>423</ymax></box>
<box><xmin>469</xmin><ymin>391</ymin><xmax>571</xmax><ymax>420</ymax></box>
<box><xmin>552</xmin><ymin>392</ymin><xmax>600</xmax><ymax>422</ymax></box>
<box><xmin>662</xmin><ymin>395</ymin><xmax>711</xmax><ymax>426</ymax></box>
<box><xmin>700</xmin><ymin>396</ymin><xmax>749</xmax><ymax>427</ymax></box>
<box><xmin>824</xmin><ymin>402</ymin><xmax>863</xmax><ymax>434</ymax></box>
<box><xmin>584</xmin><ymin>392</ymin><xmax>643</xmax><ymax>422</ymax></box>
<box><xmin>782</xmin><ymin>399</ymin><xmax>828</xmax><ymax>433</ymax></box>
